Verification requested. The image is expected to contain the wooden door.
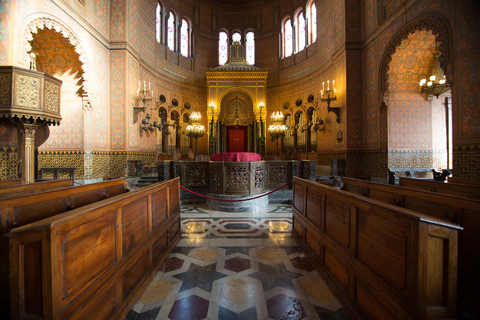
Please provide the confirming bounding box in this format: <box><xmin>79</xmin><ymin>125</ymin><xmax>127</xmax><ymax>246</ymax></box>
<box><xmin>227</xmin><ymin>126</ymin><xmax>247</xmax><ymax>152</ymax></box>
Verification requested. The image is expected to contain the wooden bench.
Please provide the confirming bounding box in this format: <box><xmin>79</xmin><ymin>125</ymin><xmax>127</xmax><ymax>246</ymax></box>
<box><xmin>0</xmin><ymin>178</ymin><xmax>128</xmax><ymax>318</ymax></box>
<box><xmin>399</xmin><ymin>177</ymin><xmax>480</xmax><ymax>200</ymax></box>
<box><xmin>8</xmin><ymin>178</ymin><xmax>181</xmax><ymax>320</ymax></box>
<box><xmin>448</xmin><ymin>176</ymin><xmax>480</xmax><ymax>186</ymax></box>
<box><xmin>293</xmin><ymin>177</ymin><xmax>461</xmax><ymax>320</ymax></box>
<box><xmin>0</xmin><ymin>179</ymin><xmax>73</xmax><ymax>199</ymax></box>
<box><xmin>0</xmin><ymin>178</ymin><xmax>25</xmax><ymax>186</ymax></box>
<box><xmin>342</xmin><ymin>177</ymin><xmax>480</xmax><ymax>317</ymax></box>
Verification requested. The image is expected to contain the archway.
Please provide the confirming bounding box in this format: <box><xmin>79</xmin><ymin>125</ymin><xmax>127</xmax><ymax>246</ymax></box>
<box><xmin>26</xmin><ymin>25</ymin><xmax>92</xmax><ymax>179</ymax></box>
<box><xmin>380</xmin><ymin>16</ymin><xmax>452</xmax><ymax>177</ymax></box>
<box><xmin>218</xmin><ymin>91</ymin><xmax>254</xmax><ymax>153</ymax></box>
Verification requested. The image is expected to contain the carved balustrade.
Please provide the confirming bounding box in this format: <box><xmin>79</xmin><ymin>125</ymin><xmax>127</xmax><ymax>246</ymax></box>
<box><xmin>158</xmin><ymin>160</ymin><xmax>315</xmax><ymax>195</ymax></box>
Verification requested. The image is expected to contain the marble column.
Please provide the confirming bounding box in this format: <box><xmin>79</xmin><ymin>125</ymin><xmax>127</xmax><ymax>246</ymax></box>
<box><xmin>17</xmin><ymin>122</ymin><xmax>41</xmax><ymax>183</ymax></box>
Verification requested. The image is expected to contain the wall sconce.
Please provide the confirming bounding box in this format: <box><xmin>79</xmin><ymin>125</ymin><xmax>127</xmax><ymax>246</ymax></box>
<box><xmin>321</xmin><ymin>80</ymin><xmax>340</xmax><ymax>123</ymax></box>
<box><xmin>134</xmin><ymin>81</ymin><xmax>155</xmax><ymax>126</ymax></box>
<box><xmin>337</xmin><ymin>130</ymin><xmax>343</xmax><ymax>143</ymax></box>
<box><xmin>313</xmin><ymin>117</ymin><xmax>324</xmax><ymax>131</ymax></box>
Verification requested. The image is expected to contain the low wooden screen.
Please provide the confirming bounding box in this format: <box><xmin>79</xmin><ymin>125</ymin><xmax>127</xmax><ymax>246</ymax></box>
<box><xmin>0</xmin><ymin>179</ymin><xmax>74</xmax><ymax>199</ymax></box>
<box><xmin>293</xmin><ymin>177</ymin><xmax>461</xmax><ymax>320</ymax></box>
<box><xmin>0</xmin><ymin>178</ymin><xmax>24</xmax><ymax>187</ymax></box>
<box><xmin>342</xmin><ymin>176</ymin><xmax>480</xmax><ymax>317</ymax></box>
<box><xmin>448</xmin><ymin>176</ymin><xmax>480</xmax><ymax>186</ymax></box>
<box><xmin>8</xmin><ymin>178</ymin><xmax>181</xmax><ymax>320</ymax></box>
<box><xmin>399</xmin><ymin>177</ymin><xmax>480</xmax><ymax>200</ymax></box>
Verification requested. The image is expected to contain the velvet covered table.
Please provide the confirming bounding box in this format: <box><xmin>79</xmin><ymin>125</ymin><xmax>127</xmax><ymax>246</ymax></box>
<box><xmin>211</xmin><ymin>152</ymin><xmax>262</xmax><ymax>162</ymax></box>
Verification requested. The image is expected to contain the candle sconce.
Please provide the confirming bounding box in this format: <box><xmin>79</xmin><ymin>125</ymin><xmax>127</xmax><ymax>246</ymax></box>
<box><xmin>133</xmin><ymin>81</ymin><xmax>154</xmax><ymax>125</ymax></box>
<box><xmin>320</xmin><ymin>80</ymin><xmax>341</xmax><ymax>123</ymax></box>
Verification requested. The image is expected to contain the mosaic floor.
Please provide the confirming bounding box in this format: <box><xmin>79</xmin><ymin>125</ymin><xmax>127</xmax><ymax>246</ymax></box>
<box><xmin>126</xmin><ymin>205</ymin><xmax>350</xmax><ymax>320</ymax></box>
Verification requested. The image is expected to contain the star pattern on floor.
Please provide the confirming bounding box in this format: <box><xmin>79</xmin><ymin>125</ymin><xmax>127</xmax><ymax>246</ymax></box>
<box><xmin>127</xmin><ymin>205</ymin><xmax>349</xmax><ymax>320</ymax></box>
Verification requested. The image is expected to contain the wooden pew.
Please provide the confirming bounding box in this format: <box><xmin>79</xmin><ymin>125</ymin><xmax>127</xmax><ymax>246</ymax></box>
<box><xmin>8</xmin><ymin>178</ymin><xmax>181</xmax><ymax>320</ymax></box>
<box><xmin>342</xmin><ymin>177</ymin><xmax>480</xmax><ymax>317</ymax></box>
<box><xmin>448</xmin><ymin>176</ymin><xmax>480</xmax><ymax>186</ymax></box>
<box><xmin>0</xmin><ymin>178</ymin><xmax>25</xmax><ymax>187</ymax></box>
<box><xmin>0</xmin><ymin>179</ymin><xmax>74</xmax><ymax>199</ymax></box>
<box><xmin>0</xmin><ymin>178</ymin><xmax>128</xmax><ymax>318</ymax></box>
<box><xmin>292</xmin><ymin>177</ymin><xmax>461</xmax><ymax>320</ymax></box>
<box><xmin>399</xmin><ymin>177</ymin><xmax>480</xmax><ymax>200</ymax></box>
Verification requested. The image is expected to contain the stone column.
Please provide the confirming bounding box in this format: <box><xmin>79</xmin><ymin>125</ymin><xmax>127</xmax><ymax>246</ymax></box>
<box><xmin>18</xmin><ymin>122</ymin><xmax>41</xmax><ymax>183</ymax></box>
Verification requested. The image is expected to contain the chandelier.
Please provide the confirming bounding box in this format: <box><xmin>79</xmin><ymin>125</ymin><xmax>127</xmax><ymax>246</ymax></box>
<box><xmin>186</xmin><ymin>111</ymin><xmax>205</xmax><ymax>157</ymax></box>
<box><xmin>268</xmin><ymin>112</ymin><xmax>288</xmax><ymax>154</ymax></box>
<box><xmin>419</xmin><ymin>42</ymin><xmax>450</xmax><ymax>98</ymax></box>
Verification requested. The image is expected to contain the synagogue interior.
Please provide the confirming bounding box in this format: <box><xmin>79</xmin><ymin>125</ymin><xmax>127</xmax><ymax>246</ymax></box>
<box><xmin>0</xmin><ymin>0</ymin><xmax>479</xmax><ymax>319</ymax></box>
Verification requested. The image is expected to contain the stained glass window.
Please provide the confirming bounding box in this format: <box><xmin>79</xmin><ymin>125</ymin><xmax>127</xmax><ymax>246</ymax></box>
<box><xmin>232</xmin><ymin>32</ymin><xmax>241</xmax><ymax>43</ymax></box>
<box><xmin>156</xmin><ymin>4</ymin><xmax>161</xmax><ymax>43</ymax></box>
<box><xmin>181</xmin><ymin>19</ymin><xmax>189</xmax><ymax>57</ymax></box>
<box><xmin>311</xmin><ymin>2</ymin><xmax>317</xmax><ymax>43</ymax></box>
<box><xmin>297</xmin><ymin>12</ymin><xmax>305</xmax><ymax>52</ymax></box>
<box><xmin>284</xmin><ymin>19</ymin><xmax>293</xmax><ymax>58</ymax></box>
<box><xmin>246</xmin><ymin>31</ymin><xmax>255</xmax><ymax>65</ymax></box>
<box><xmin>219</xmin><ymin>31</ymin><xmax>228</xmax><ymax>65</ymax></box>
<box><xmin>167</xmin><ymin>11</ymin><xmax>175</xmax><ymax>51</ymax></box>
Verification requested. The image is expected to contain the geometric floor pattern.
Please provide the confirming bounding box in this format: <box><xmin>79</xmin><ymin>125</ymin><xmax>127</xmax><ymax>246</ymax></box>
<box><xmin>127</xmin><ymin>205</ymin><xmax>350</xmax><ymax>320</ymax></box>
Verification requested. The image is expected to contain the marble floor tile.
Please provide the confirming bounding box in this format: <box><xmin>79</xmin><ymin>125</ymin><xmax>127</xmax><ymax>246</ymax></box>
<box><xmin>127</xmin><ymin>204</ymin><xmax>350</xmax><ymax>320</ymax></box>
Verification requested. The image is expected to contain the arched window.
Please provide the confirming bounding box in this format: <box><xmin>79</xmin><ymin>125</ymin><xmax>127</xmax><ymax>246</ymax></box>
<box><xmin>308</xmin><ymin>2</ymin><xmax>317</xmax><ymax>44</ymax></box>
<box><xmin>167</xmin><ymin>11</ymin><xmax>175</xmax><ymax>51</ymax></box>
<box><xmin>296</xmin><ymin>11</ymin><xmax>306</xmax><ymax>52</ymax></box>
<box><xmin>232</xmin><ymin>32</ymin><xmax>241</xmax><ymax>43</ymax></box>
<box><xmin>246</xmin><ymin>31</ymin><xmax>255</xmax><ymax>65</ymax></box>
<box><xmin>180</xmin><ymin>19</ymin><xmax>189</xmax><ymax>57</ymax></box>
<box><xmin>156</xmin><ymin>3</ymin><xmax>161</xmax><ymax>43</ymax></box>
<box><xmin>219</xmin><ymin>31</ymin><xmax>228</xmax><ymax>65</ymax></box>
<box><xmin>284</xmin><ymin>19</ymin><xmax>293</xmax><ymax>58</ymax></box>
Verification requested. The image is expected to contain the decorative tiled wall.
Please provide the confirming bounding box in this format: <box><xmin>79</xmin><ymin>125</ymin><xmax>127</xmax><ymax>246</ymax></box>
<box><xmin>318</xmin><ymin>150</ymin><xmax>388</xmax><ymax>179</ymax></box>
<box><xmin>38</xmin><ymin>151</ymin><xmax>85</xmax><ymax>179</ymax></box>
<box><xmin>0</xmin><ymin>147</ymin><xmax>18</xmax><ymax>180</ymax></box>
<box><xmin>453</xmin><ymin>145</ymin><xmax>480</xmax><ymax>179</ymax></box>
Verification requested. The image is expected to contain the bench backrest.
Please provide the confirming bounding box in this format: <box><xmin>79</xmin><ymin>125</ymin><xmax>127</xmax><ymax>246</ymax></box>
<box><xmin>8</xmin><ymin>178</ymin><xmax>180</xmax><ymax>320</ymax></box>
<box><xmin>293</xmin><ymin>177</ymin><xmax>460</xmax><ymax>320</ymax></box>
<box><xmin>448</xmin><ymin>176</ymin><xmax>480</xmax><ymax>186</ymax></box>
<box><xmin>0</xmin><ymin>178</ymin><xmax>24</xmax><ymax>187</ymax></box>
<box><xmin>399</xmin><ymin>177</ymin><xmax>480</xmax><ymax>200</ymax></box>
<box><xmin>342</xmin><ymin>176</ymin><xmax>480</xmax><ymax>315</ymax></box>
<box><xmin>0</xmin><ymin>179</ymin><xmax>74</xmax><ymax>199</ymax></box>
<box><xmin>0</xmin><ymin>178</ymin><xmax>127</xmax><ymax>272</ymax></box>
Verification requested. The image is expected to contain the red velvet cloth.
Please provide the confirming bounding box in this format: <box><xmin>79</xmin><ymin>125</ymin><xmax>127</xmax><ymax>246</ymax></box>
<box><xmin>211</xmin><ymin>152</ymin><xmax>262</xmax><ymax>162</ymax></box>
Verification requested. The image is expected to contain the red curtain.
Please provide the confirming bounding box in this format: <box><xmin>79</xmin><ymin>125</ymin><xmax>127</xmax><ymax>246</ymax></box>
<box><xmin>227</xmin><ymin>126</ymin><xmax>247</xmax><ymax>152</ymax></box>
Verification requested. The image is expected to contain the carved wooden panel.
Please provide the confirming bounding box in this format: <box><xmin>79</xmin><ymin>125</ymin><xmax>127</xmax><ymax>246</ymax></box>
<box><xmin>305</xmin><ymin>230</ymin><xmax>320</xmax><ymax>256</ymax></box>
<box><xmin>293</xmin><ymin>183</ymin><xmax>304</xmax><ymax>214</ymax></box>
<box><xmin>403</xmin><ymin>196</ymin><xmax>449</xmax><ymax>220</ymax></box>
<box><xmin>122</xmin><ymin>250</ymin><xmax>150</xmax><ymax>300</ymax></box>
<box><xmin>122</xmin><ymin>198</ymin><xmax>149</xmax><ymax>256</ymax></box>
<box><xmin>23</xmin><ymin>241</ymin><xmax>43</xmax><ymax>318</ymax></box>
<box><xmin>209</xmin><ymin>162</ymin><xmax>223</xmax><ymax>193</ymax></box>
<box><xmin>357</xmin><ymin>209</ymin><xmax>408</xmax><ymax>294</ymax></box>
<box><xmin>183</xmin><ymin>162</ymin><xmax>208</xmax><ymax>188</ymax></box>
<box><xmin>170</xmin><ymin>221</ymin><xmax>180</xmax><ymax>241</ymax></box>
<box><xmin>62</xmin><ymin>213</ymin><xmax>116</xmax><ymax>302</ymax></box>
<box><xmin>325</xmin><ymin>198</ymin><xmax>351</xmax><ymax>249</ymax></box>
<box><xmin>324</xmin><ymin>248</ymin><xmax>349</xmax><ymax>290</ymax></box>
<box><xmin>356</xmin><ymin>278</ymin><xmax>400</xmax><ymax>320</ymax></box>
<box><xmin>225</xmin><ymin>164</ymin><xmax>249</xmax><ymax>192</ymax></box>
<box><xmin>267</xmin><ymin>163</ymin><xmax>289</xmax><ymax>186</ymax></box>
<box><xmin>152</xmin><ymin>190</ymin><xmax>168</xmax><ymax>230</ymax></box>
<box><xmin>251</xmin><ymin>162</ymin><xmax>265</xmax><ymax>192</ymax></box>
<box><xmin>68</xmin><ymin>284</ymin><xmax>118</xmax><ymax>320</ymax></box>
<box><xmin>306</xmin><ymin>189</ymin><xmax>322</xmax><ymax>226</ymax></box>
<box><xmin>169</xmin><ymin>185</ymin><xmax>180</xmax><ymax>216</ymax></box>
<box><xmin>153</xmin><ymin>232</ymin><xmax>169</xmax><ymax>262</ymax></box>
<box><xmin>369</xmin><ymin>188</ymin><xmax>400</xmax><ymax>206</ymax></box>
